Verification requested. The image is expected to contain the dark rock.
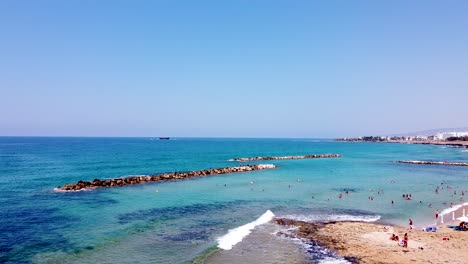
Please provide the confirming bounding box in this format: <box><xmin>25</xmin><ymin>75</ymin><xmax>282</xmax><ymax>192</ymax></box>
<box><xmin>56</xmin><ymin>164</ymin><xmax>277</xmax><ymax>191</ymax></box>
<box><xmin>232</xmin><ymin>154</ymin><xmax>341</xmax><ymax>162</ymax></box>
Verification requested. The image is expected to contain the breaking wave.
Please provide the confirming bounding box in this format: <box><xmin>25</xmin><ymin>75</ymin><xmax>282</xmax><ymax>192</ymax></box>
<box><xmin>278</xmin><ymin>214</ymin><xmax>381</xmax><ymax>223</ymax></box>
<box><xmin>217</xmin><ymin>210</ymin><xmax>275</xmax><ymax>250</ymax></box>
<box><xmin>440</xmin><ymin>201</ymin><xmax>468</xmax><ymax>216</ymax></box>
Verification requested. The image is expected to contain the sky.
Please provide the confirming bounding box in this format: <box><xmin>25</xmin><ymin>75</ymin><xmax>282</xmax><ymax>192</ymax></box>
<box><xmin>1</xmin><ymin>0</ymin><xmax>467</xmax><ymax>138</ymax></box>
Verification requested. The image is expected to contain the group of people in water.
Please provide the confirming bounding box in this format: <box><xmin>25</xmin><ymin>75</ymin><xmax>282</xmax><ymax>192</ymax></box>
<box><xmin>402</xmin><ymin>193</ymin><xmax>412</xmax><ymax>200</ymax></box>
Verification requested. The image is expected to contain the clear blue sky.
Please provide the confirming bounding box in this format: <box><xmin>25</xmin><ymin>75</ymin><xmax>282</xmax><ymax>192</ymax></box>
<box><xmin>1</xmin><ymin>0</ymin><xmax>467</xmax><ymax>138</ymax></box>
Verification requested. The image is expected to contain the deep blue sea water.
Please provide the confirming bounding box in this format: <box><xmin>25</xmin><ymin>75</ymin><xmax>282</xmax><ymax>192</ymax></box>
<box><xmin>1</xmin><ymin>137</ymin><xmax>467</xmax><ymax>263</ymax></box>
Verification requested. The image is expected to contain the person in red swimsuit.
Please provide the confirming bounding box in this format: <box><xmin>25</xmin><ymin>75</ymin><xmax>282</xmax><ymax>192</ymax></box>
<box><xmin>403</xmin><ymin>233</ymin><xmax>408</xmax><ymax>248</ymax></box>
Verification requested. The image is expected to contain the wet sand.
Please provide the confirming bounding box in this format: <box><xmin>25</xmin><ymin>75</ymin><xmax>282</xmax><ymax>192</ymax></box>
<box><xmin>277</xmin><ymin>219</ymin><xmax>468</xmax><ymax>264</ymax></box>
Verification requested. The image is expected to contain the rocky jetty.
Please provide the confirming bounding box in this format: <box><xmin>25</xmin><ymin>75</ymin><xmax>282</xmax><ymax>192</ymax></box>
<box><xmin>231</xmin><ymin>154</ymin><xmax>341</xmax><ymax>162</ymax></box>
<box><xmin>396</xmin><ymin>160</ymin><xmax>468</xmax><ymax>167</ymax></box>
<box><xmin>56</xmin><ymin>164</ymin><xmax>277</xmax><ymax>191</ymax></box>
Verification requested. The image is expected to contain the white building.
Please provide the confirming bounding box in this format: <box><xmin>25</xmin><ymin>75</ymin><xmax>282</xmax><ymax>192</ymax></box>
<box><xmin>435</xmin><ymin>132</ymin><xmax>468</xmax><ymax>140</ymax></box>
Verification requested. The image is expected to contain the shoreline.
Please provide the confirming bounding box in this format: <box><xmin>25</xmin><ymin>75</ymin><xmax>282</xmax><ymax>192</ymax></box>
<box><xmin>275</xmin><ymin>218</ymin><xmax>468</xmax><ymax>263</ymax></box>
<box><xmin>439</xmin><ymin>202</ymin><xmax>468</xmax><ymax>225</ymax></box>
<box><xmin>337</xmin><ymin>139</ymin><xmax>468</xmax><ymax>148</ymax></box>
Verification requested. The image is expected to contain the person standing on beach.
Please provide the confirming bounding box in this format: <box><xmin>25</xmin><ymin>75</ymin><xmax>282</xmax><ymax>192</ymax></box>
<box><xmin>409</xmin><ymin>219</ymin><xmax>413</xmax><ymax>229</ymax></box>
<box><xmin>435</xmin><ymin>210</ymin><xmax>439</xmax><ymax>221</ymax></box>
<box><xmin>403</xmin><ymin>233</ymin><xmax>408</xmax><ymax>248</ymax></box>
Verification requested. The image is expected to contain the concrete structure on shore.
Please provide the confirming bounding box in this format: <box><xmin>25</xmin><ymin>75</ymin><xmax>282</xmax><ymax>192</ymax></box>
<box><xmin>57</xmin><ymin>164</ymin><xmax>277</xmax><ymax>191</ymax></box>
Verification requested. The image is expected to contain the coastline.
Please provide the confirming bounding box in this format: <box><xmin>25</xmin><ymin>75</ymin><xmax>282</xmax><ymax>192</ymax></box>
<box><xmin>337</xmin><ymin>139</ymin><xmax>468</xmax><ymax>148</ymax></box>
<box><xmin>275</xmin><ymin>218</ymin><xmax>468</xmax><ymax>264</ymax></box>
<box><xmin>407</xmin><ymin>140</ymin><xmax>468</xmax><ymax>148</ymax></box>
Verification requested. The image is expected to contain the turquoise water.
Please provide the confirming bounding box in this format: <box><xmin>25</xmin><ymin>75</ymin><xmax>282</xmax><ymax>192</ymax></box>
<box><xmin>1</xmin><ymin>137</ymin><xmax>467</xmax><ymax>263</ymax></box>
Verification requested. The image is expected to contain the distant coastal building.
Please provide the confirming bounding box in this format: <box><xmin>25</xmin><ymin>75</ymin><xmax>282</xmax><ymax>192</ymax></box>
<box><xmin>337</xmin><ymin>131</ymin><xmax>468</xmax><ymax>143</ymax></box>
<box><xmin>435</xmin><ymin>132</ymin><xmax>468</xmax><ymax>140</ymax></box>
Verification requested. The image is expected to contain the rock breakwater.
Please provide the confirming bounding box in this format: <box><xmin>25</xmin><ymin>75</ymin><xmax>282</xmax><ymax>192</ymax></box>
<box><xmin>231</xmin><ymin>154</ymin><xmax>341</xmax><ymax>162</ymax></box>
<box><xmin>56</xmin><ymin>164</ymin><xmax>277</xmax><ymax>191</ymax></box>
<box><xmin>396</xmin><ymin>160</ymin><xmax>468</xmax><ymax>167</ymax></box>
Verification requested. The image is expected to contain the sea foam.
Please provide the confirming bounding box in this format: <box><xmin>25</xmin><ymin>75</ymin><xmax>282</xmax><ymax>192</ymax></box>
<box><xmin>279</xmin><ymin>214</ymin><xmax>381</xmax><ymax>223</ymax></box>
<box><xmin>440</xmin><ymin>201</ymin><xmax>468</xmax><ymax>216</ymax></box>
<box><xmin>217</xmin><ymin>210</ymin><xmax>275</xmax><ymax>250</ymax></box>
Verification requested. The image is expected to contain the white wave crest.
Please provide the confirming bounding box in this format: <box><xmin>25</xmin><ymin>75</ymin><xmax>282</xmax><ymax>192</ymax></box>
<box><xmin>53</xmin><ymin>187</ymin><xmax>92</xmax><ymax>192</ymax></box>
<box><xmin>278</xmin><ymin>214</ymin><xmax>381</xmax><ymax>223</ymax></box>
<box><xmin>440</xmin><ymin>201</ymin><xmax>468</xmax><ymax>216</ymax></box>
<box><xmin>217</xmin><ymin>210</ymin><xmax>275</xmax><ymax>250</ymax></box>
<box><xmin>319</xmin><ymin>257</ymin><xmax>351</xmax><ymax>264</ymax></box>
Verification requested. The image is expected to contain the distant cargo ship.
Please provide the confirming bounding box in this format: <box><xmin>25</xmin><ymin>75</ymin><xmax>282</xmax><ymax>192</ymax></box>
<box><xmin>159</xmin><ymin>137</ymin><xmax>170</xmax><ymax>140</ymax></box>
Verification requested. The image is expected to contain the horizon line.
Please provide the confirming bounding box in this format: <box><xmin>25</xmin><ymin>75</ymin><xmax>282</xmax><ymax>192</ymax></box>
<box><xmin>0</xmin><ymin>135</ymin><xmax>337</xmax><ymax>139</ymax></box>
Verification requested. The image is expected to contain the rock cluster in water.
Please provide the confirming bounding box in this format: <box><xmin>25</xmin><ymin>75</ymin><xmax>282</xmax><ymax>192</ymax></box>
<box><xmin>57</xmin><ymin>164</ymin><xmax>277</xmax><ymax>191</ymax></box>
<box><xmin>232</xmin><ymin>154</ymin><xmax>341</xmax><ymax>162</ymax></box>
<box><xmin>396</xmin><ymin>160</ymin><xmax>468</xmax><ymax>167</ymax></box>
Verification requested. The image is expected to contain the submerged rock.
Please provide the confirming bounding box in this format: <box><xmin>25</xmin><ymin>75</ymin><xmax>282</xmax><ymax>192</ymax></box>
<box><xmin>56</xmin><ymin>164</ymin><xmax>277</xmax><ymax>191</ymax></box>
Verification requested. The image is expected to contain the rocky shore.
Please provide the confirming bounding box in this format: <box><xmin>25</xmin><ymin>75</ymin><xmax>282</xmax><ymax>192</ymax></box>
<box><xmin>396</xmin><ymin>160</ymin><xmax>468</xmax><ymax>167</ymax></box>
<box><xmin>275</xmin><ymin>218</ymin><xmax>468</xmax><ymax>264</ymax></box>
<box><xmin>231</xmin><ymin>154</ymin><xmax>341</xmax><ymax>162</ymax></box>
<box><xmin>410</xmin><ymin>140</ymin><xmax>468</xmax><ymax>148</ymax></box>
<box><xmin>56</xmin><ymin>164</ymin><xmax>277</xmax><ymax>191</ymax></box>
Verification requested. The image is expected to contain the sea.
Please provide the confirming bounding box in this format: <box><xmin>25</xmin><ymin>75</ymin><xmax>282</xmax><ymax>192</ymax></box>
<box><xmin>1</xmin><ymin>137</ymin><xmax>467</xmax><ymax>263</ymax></box>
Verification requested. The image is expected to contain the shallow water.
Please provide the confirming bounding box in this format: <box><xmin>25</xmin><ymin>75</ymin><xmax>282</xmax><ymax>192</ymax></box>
<box><xmin>1</xmin><ymin>137</ymin><xmax>467</xmax><ymax>263</ymax></box>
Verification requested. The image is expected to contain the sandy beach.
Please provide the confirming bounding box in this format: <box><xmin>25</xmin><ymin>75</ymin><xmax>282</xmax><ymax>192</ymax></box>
<box><xmin>276</xmin><ymin>218</ymin><xmax>468</xmax><ymax>264</ymax></box>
